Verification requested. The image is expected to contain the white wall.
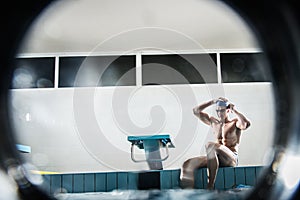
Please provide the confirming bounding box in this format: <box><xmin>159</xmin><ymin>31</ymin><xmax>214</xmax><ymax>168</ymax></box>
<box><xmin>10</xmin><ymin>0</ymin><xmax>275</xmax><ymax>173</ymax></box>
<box><xmin>10</xmin><ymin>83</ymin><xmax>274</xmax><ymax>173</ymax></box>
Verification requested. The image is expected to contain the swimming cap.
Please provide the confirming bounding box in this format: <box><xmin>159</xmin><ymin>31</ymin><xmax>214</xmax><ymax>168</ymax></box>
<box><xmin>216</xmin><ymin>100</ymin><xmax>229</xmax><ymax>108</ymax></box>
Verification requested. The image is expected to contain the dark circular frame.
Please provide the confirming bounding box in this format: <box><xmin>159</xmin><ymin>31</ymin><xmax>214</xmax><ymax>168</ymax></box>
<box><xmin>0</xmin><ymin>1</ymin><xmax>299</xmax><ymax>200</ymax></box>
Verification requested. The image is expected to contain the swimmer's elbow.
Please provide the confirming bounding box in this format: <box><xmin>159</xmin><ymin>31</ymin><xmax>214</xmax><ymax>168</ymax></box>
<box><xmin>247</xmin><ymin>121</ymin><xmax>251</xmax><ymax>128</ymax></box>
<box><xmin>193</xmin><ymin>107</ymin><xmax>199</xmax><ymax>116</ymax></box>
<box><xmin>242</xmin><ymin>121</ymin><xmax>251</xmax><ymax>130</ymax></box>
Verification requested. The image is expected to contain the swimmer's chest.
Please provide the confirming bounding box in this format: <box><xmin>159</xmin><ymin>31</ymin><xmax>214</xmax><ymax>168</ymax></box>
<box><xmin>213</xmin><ymin>120</ymin><xmax>237</xmax><ymax>139</ymax></box>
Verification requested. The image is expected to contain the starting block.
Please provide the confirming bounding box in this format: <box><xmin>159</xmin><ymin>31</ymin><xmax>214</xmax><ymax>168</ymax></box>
<box><xmin>16</xmin><ymin>144</ymin><xmax>31</xmax><ymax>153</ymax></box>
<box><xmin>127</xmin><ymin>134</ymin><xmax>175</xmax><ymax>170</ymax></box>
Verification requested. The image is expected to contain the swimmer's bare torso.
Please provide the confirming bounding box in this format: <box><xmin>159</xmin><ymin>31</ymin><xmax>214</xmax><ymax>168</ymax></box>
<box><xmin>210</xmin><ymin>117</ymin><xmax>241</xmax><ymax>153</ymax></box>
<box><xmin>195</xmin><ymin>98</ymin><xmax>250</xmax><ymax>154</ymax></box>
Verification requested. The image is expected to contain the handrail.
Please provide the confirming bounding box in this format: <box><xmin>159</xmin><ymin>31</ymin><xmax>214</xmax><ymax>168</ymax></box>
<box><xmin>130</xmin><ymin>141</ymin><xmax>170</xmax><ymax>163</ymax></box>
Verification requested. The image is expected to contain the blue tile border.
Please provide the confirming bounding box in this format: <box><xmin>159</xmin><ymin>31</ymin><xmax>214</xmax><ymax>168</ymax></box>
<box><xmin>42</xmin><ymin>166</ymin><xmax>264</xmax><ymax>194</ymax></box>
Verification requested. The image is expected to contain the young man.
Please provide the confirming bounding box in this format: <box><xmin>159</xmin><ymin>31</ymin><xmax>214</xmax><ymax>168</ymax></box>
<box><xmin>180</xmin><ymin>97</ymin><xmax>251</xmax><ymax>189</ymax></box>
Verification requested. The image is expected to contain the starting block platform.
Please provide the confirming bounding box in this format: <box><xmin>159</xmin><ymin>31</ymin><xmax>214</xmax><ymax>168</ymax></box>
<box><xmin>127</xmin><ymin>134</ymin><xmax>175</xmax><ymax>170</ymax></box>
<box><xmin>16</xmin><ymin>144</ymin><xmax>31</xmax><ymax>153</ymax></box>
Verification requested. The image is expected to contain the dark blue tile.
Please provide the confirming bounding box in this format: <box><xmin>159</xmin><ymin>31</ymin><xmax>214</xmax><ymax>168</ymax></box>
<box><xmin>128</xmin><ymin>172</ymin><xmax>138</xmax><ymax>190</ymax></box>
<box><xmin>255</xmin><ymin>166</ymin><xmax>264</xmax><ymax>183</ymax></box>
<box><xmin>223</xmin><ymin>167</ymin><xmax>235</xmax><ymax>189</ymax></box>
<box><xmin>107</xmin><ymin>172</ymin><xmax>117</xmax><ymax>191</ymax></box>
<box><xmin>95</xmin><ymin>173</ymin><xmax>107</xmax><ymax>192</ymax></box>
<box><xmin>50</xmin><ymin>175</ymin><xmax>62</xmax><ymax>194</ymax></box>
<box><xmin>245</xmin><ymin>167</ymin><xmax>256</xmax><ymax>186</ymax></box>
<box><xmin>73</xmin><ymin>174</ymin><xmax>84</xmax><ymax>193</ymax></box>
<box><xmin>215</xmin><ymin>168</ymin><xmax>225</xmax><ymax>190</ymax></box>
<box><xmin>84</xmin><ymin>173</ymin><xmax>95</xmax><ymax>192</ymax></box>
<box><xmin>203</xmin><ymin>168</ymin><xmax>208</xmax><ymax>189</ymax></box>
<box><xmin>194</xmin><ymin>168</ymin><xmax>204</xmax><ymax>189</ymax></box>
<box><xmin>62</xmin><ymin>174</ymin><xmax>73</xmax><ymax>193</ymax></box>
<box><xmin>171</xmin><ymin>169</ymin><xmax>180</xmax><ymax>188</ymax></box>
<box><xmin>160</xmin><ymin>170</ymin><xmax>172</xmax><ymax>189</ymax></box>
<box><xmin>117</xmin><ymin>172</ymin><xmax>128</xmax><ymax>190</ymax></box>
<box><xmin>235</xmin><ymin>167</ymin><xmax>246</xmax><ymax>185</ymax></box>
<box><xmin>138</xmin><ymin>171</ymin><xmax>160</xmax><ymax>190</ymax></box>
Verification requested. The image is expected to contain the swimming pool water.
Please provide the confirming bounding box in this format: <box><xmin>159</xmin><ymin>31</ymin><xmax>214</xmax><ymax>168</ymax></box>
<box><xmin>55</xmin><ymin>188</ymin><xmax>252</xmax><ymax>200</ymax></box>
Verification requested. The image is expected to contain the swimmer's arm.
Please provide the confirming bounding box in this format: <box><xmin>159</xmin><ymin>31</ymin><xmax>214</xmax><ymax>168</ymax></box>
<box><xmin>231</xmin><ymin>106</ymin><xmax>251</xmax><ymax>130</ymax></box>
<box><xmin>193</xmin><ymin>99</ymin><xmax>216</xmax><ymax>125</ymax></box>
